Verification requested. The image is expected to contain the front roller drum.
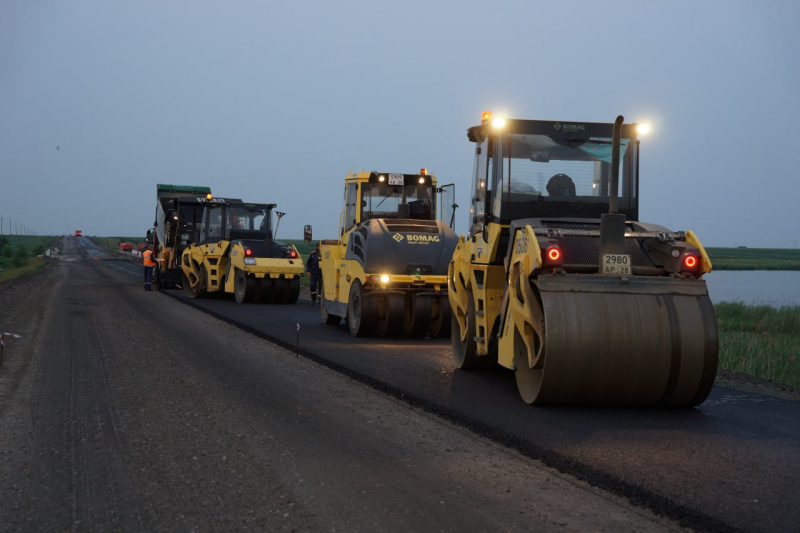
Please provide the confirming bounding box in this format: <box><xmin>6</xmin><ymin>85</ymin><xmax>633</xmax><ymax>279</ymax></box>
<box><xmin>512</xmin><ymin>279</ymin><xmax>718</xmax><ymax>406</ymax></box>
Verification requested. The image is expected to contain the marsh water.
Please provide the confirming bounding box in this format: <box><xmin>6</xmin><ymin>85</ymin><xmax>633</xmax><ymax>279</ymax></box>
<box><xmin>705</xmin><ymin>270</ymin><xmax>800</xmax><ymax>306</ymax></box>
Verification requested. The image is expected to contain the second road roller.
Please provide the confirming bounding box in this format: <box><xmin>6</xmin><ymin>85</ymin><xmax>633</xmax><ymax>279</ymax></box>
<box><xmin>314</xmin><ymin>169</ymin><xmax>459</xmax><ymax>337</ymax></box>
<box><xmin>448</xmin><ymin>112</ymin><xmax>718</xmax><ymax>406</ymax></box>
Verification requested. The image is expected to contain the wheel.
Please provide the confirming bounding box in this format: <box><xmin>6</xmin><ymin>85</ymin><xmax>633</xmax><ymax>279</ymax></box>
<box><xmin>452</xmin><ymin>291</ymin><xmax>485</xmax><ymax>369</ymax></box>
<box><xmin>182</xmin><ymin>266</ymin><xmax>205</xmax><ymax>299</ymax></box>
<box><xmin>257</xmin><ymin>278</ymin><xmax>276</xmax><ymax>303</ymax></box>
<box><xmin>430</xmin><ymin>296</ymin><xmax>452</xmax><ymax>338</ymax></box>
<box><xmin>347</xmin><ymin>280</ymin><xmax>377</xmax><ymax>337</ymax></box>
<box><xmin>282</xmin><ymin>277</ymin><xmax>300</xmax><ymax>304</ymax></box>
<box><xmin>375</xmin><ymin>294</ymin><xmax>404</xmax><ymax>337</ymax></box>
<box><xmin>234</xmin><ymin>270</ymin><xmax>256</xmax><ymax>303</ymax></box>
<box><xmin>320</xmin><ymin>290</ymin><xmax>341</xmax><ymax>325</ymax></box>
<box><xmin>403</xmin><ymin>295</ymin><xmax>431</xmax><ymax>338</ymax></box>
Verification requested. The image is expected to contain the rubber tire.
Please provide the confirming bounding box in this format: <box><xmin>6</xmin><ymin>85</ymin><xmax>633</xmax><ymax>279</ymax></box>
<box><xmin>430</xmin><ymin>296</ymin><xmax>452</xmax><ymax>338</ymax></box>
<box><xmin>347</xmin><ymin>280</ymin><xmax>376</xmax><ymax>337</ymax></box>
<box><xmin>234</xmin><ymin>270</ymin><xmax>255</xmax><ymax>303</ymax></box>
<box><xmin>283</xmin><ymin>278</ymin><xmax>300</xmax><ymax>304</ymax></box>
<box><xmin>403</xmin><ymin>295</ymin><xmax>432</xmax><ymax>338</ymax></box>
<box><xmin>375</xmin><ymin>294</ymin><xmax>404</xmax><ymax>337</ymax></box>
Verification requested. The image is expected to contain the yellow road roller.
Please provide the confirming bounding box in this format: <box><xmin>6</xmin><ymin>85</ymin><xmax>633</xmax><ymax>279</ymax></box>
<box><xmin>448</xmin><ymin>112</ymin><xmax>718</xmax><ymax>406</ymax></box>
<box><xmin>181</xmin><ymin>197</ymin><xmax>304</xmax><ymax>303</ymax></box>
<box><xmin>316</xmin><ymin>170</ymin><xmax>459</xmax><ymax>337</ymax></box>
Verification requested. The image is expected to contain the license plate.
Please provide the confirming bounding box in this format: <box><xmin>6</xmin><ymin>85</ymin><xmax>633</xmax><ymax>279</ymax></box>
<box><xmin>388</xmin><ymin>173</ymin><xmax>404</xmax><ymax>185</ymax></box>
<box><xmin>603</xmin><ymin>254</ymin><xmax>631</xmax><ymax>275</ymax></box>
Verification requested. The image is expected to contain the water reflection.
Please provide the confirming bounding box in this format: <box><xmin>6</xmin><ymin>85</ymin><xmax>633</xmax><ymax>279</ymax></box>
<box><xmin>704</xmin><ymin>270</ymin><xmax>800</xmax><ymax>306</ymax></box>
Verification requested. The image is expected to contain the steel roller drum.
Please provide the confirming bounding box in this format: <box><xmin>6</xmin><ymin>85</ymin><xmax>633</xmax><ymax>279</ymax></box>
<box><xmin>524</xmin><ymin>275</ymin><xmax>718</xmax><ymax>406</ymax></box>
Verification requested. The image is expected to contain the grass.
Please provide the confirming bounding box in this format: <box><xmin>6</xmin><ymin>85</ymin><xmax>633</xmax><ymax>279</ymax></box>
<box><xmin>0</xmin><ymin>256</ymin><xmax>51</xmax><ymax>284</ymax></box>
<box><xmin>715</xmin><ymin>302</ymin><xmax>800</xmax><ymax>387</ymax></box>
<box><xmin>706</xmin><ymin>247</ymin><xmax>800</xmax><ymax>270</ymax></box>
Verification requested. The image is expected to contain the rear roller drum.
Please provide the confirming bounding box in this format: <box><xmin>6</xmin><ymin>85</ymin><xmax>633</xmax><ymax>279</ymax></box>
<box><xmin>512</xmin><ymin>277</ymin><xmax>718</xmax><ymax>406</ymax></box>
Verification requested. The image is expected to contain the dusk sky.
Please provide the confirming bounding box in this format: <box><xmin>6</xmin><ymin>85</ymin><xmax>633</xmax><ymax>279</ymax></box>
<box><xmin>2</xmin><ymin>1</ymin><xmax>798</xmax><ymax>247</ymax></box>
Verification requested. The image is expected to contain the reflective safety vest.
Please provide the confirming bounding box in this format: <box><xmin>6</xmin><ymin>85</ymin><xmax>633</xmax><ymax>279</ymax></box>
<box><xmin>143</xmin><ymin>249</ymin><xmax>157</xmax><ymax>267</ymax></box>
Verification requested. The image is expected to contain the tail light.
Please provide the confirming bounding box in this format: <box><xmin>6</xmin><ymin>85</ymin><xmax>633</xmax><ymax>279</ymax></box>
<box><xmin>244</xmin><ymin>247</ymin><xmax>253</xmax><ymax>257</ymax></box>
<box><xmin>682</xmin><ymin>253</ymin><xmax>698</xmax><ymax>272</ymax></box>
<box><xmin>288</xmin><ymin>250</ymin><xmax>298</xmax><ymax>259</ymax></box>
<box><xmin>543</xmin><ymin>245</ymin><xmax>563</xmax><ymax>266</ymax></box>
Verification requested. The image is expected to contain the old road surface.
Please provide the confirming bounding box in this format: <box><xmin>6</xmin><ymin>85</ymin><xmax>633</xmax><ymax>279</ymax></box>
<box><xmin>0</xmin><ymin>237</ymin><xmax>797</xmax><ymax>532</ymax></box>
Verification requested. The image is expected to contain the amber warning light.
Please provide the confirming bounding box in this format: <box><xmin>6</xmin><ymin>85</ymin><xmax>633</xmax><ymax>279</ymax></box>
<box><xmin>481</xmin><ymin>111</ymin><xmax>492</xmax><ymax>123</ymax></box>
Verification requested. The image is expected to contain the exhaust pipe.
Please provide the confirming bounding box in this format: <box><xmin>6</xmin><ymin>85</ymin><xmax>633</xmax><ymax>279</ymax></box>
<box><xmin>600</xmin><ymin>115</ymin><xmax>626</xmax><ymax>262</ymax></box>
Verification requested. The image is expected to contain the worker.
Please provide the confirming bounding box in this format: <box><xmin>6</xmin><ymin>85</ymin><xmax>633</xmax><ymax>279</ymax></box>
<box><xmin>142</xmin><ymin>245</ymin><xmax>157</xmax><ymax>291</ymax></box>
<box><xmin>306</xmin><ymin>243</ymin><xmax>322</xmax><ymax>305</ymax></box>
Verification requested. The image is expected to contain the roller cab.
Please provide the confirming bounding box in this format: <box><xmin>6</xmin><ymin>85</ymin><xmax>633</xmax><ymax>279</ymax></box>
<box><xmin>449</xmin><ymin>113</ymin><xmax>718</xmax><ymax>406</ymax></box>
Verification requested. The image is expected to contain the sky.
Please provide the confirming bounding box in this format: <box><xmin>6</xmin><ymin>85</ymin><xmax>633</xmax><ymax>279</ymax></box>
<box><xmin>1</xmin><ymin>0</ymin><xmax>798</xmax><ymax>248</ymax></box>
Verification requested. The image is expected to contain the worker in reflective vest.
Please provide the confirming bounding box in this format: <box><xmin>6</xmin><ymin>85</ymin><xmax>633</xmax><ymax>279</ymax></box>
<box><xmin>142</xmin><ymin>246</ymin><xmax>157</xmax><ymax>291</ymax></box>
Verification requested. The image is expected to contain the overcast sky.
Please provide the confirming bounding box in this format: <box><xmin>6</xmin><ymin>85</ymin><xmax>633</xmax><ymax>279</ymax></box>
<box><xmin>2</xmin><ymin>1</ymin><xmax>798</xmax><ymax>247</ymax></box>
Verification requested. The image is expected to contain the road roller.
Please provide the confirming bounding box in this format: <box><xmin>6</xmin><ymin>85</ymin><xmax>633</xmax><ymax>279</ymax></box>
<box><xmin>315</xmin><ymin>169</ymin><xmax>459</xmax><ymax>337</ymax></box>
<box><xmin>448</xmin><ymin>112</ymin><xmax>718</xmax><ymax>406</ymax></box>
<box><xmin>180</xmin><ymin>196</ymin><xmax>304</xmax><ymax>303</ymax></box>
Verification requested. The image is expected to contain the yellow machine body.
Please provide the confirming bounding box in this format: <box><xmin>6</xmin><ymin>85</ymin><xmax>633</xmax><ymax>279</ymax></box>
<box><xmin>318</xmin><ymin>170</ymin><xmax>458</xmax><ymax>337</ymax></box>
<box><xmin>180</xmin><ymin>198</ymin><xmax>303</xmax><ymax>304</ymax></box>
<box><xmin>448</xmin><ymin>114</ymin><xmax>718</xmax><ymax>406</ymax></box>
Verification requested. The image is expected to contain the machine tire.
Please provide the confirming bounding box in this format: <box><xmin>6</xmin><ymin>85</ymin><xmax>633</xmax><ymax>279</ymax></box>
<box><xmin>234</xmin><ymin>270</ymin><xmax>255</xmax><ymax>303</ymax></box>
<box><xmin>256</xmin><ymin>278</ymin><xmax>278</xmax><ymax>303</ymax></box>
<box><xmin>282</xmin><ymin>278</ymin><xmax>300</xmax><ymax>304</ymax></box>
<box><xmin>403</xmin><ymin>295</ymin><xmax>432</xmax><ymax>338</ymax></box>
<box><xmin>452</xmin><ymin>291</ymin><xmax>485</xmax><ymax>369</ymax></box>
<box><xmin>347</xmin><ymin>280</ymin><xmax>376</xmax><ymax>337</ymax></box>
<box><xmin>430</xmin><ymin>296</ymin><xmax>452</xmax><ymax>338</ymax></box>
<box><xmin>320</xmin><ymin>290</ymin><xmax>341</xmax><ymax>325</ymax></box>
<box><xmin>375</xmin><ymin>294</ymin><xmax>404</xmax><ymax>337</ymax></box>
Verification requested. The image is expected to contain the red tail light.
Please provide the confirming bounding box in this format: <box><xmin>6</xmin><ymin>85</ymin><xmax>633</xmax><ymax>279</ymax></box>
<box><xmin>543</xmin><ymin>245</ymin><xmax>563</xmax><ymax>265</ymax></box>
<box><xmin>289</xmin><ymin>250</ymin><xmax>298</xmax><ymax>258</ymax></box>
<box><xmin>244</xmin><ymin>247</ymin><xmax>252</xmax><ymax>257</ymax></box>
<box><xmin>683</xmin><ymin>254</ymin><xmax>698</xmax><ymax>270</ymax></box>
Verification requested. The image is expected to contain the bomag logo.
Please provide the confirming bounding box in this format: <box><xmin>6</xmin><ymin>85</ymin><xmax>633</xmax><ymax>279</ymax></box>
<box><xmin>554</xmin><ymin>123</ymin><xmax>585</xmax><ymax>131</ymax></box>
<box><xmin>393</xmin><ymin>233</ymin><xmax>439</xmax><ymax>244</ymax></box>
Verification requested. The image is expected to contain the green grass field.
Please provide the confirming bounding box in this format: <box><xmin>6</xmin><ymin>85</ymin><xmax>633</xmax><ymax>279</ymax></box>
<box><xmin>706</xmin><ymin>247</ymin><xmax>800</xmax><ymax>270</ymax></box>
<box><xmin>715</xmin><ymin>302</ymin><xmax>800</xmax><ymax>387</ymax></box>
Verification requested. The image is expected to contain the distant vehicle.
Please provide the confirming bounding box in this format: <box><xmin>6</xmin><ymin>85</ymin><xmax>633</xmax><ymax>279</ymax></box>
<box><xmin>118</xmin><ymin>242</ymin><xmax>134</xmax><ymax>252</ymax></box>
<box><xmin>74</xmin><ymin>229</ymin><xmax>82</xmax><ymax>237</ymax></box>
